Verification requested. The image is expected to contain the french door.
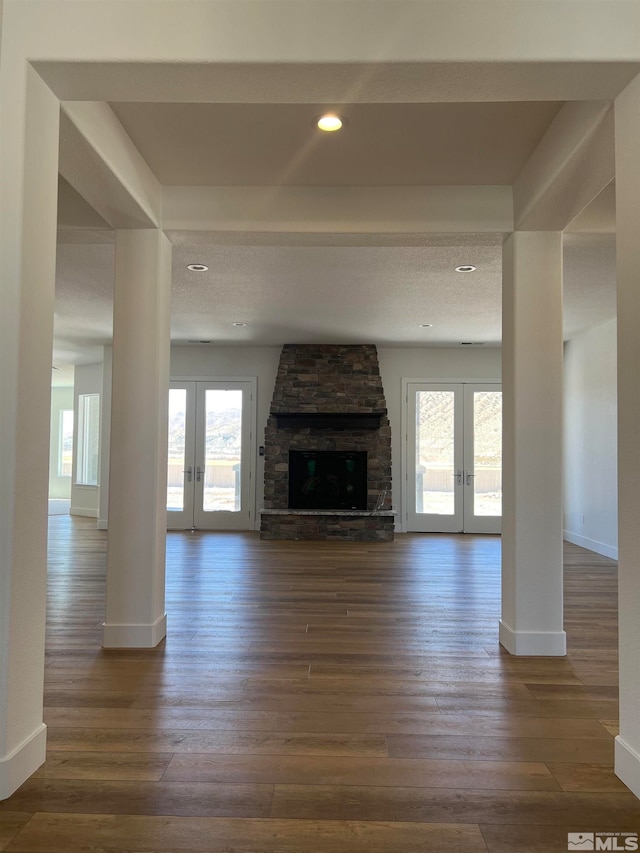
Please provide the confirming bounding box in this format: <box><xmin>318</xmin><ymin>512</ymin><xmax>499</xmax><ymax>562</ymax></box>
<box><xmin>167</xmin><ymin>380</ymin><xmax>254</xmax><ymax>530</ymax></box>
<box><xmin>406</xmin><ymin>382</ymin><xmax>502</xmax><ymax>534</ymax></box>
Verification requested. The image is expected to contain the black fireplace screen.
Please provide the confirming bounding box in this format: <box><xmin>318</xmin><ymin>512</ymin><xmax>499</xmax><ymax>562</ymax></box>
<box><xmin>288</xmin><ymin>450</ymin><xmax>367</xmax><ymax>510</ymax></box>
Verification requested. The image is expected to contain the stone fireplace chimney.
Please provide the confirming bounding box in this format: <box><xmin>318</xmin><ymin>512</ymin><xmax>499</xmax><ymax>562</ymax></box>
<box><xmin>260</xmin><ymin>344</ymin><xmax>394</xmax><ymax>541</ymax></box>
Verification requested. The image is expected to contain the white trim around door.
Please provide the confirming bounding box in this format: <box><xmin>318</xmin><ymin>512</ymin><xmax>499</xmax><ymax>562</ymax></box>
<box><xmin>402</xmin><ymin>378</ymin><xmax>502</xmax><ymax>534</ymax></box>
<box><xmin>167</xmin><ymin>377</ymin><xmax>257</xmax><ymax>531</ymax></box>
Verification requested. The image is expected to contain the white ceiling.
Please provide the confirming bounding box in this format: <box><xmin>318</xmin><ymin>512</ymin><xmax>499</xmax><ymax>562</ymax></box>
<box><xmin>109</xmin><ymin>101</ymin><xmax>563</xmax><ymax>187</ymax></box>
<box><xmin>54</xmin><ymin>100</ymin><xmax>617</xmax><ymax>366</ymax></box>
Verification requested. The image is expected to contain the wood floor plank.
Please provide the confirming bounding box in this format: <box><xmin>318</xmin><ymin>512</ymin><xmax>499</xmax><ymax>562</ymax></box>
<box><xmin>129</xmin><ymin>686</ymin><xmax>248</xmax><ymax>708</ymax></box>
<box><xmin>162</xmin><ymin>753</ymin><xmax>560</xmax><ymax>790</ymax></box>
<box><xmin>42</xmin><ymin>688</ymin><xmax>141</xmax><ymax>709</ymax></box>
<box><xmin>32</xmin><ymin>752</ymin><xmax>173</xmax><ymax>781</ymax></box>
<box><xmin>270</xmin><ymin>784</ymin><xmax>640</xmax><ymax>826</ymax></box>
<box><xmin>44</xmin><ymin>661</ymin><xmax>310</xmax><ymax>681</ymax></box>
<box><xmin>0</xmin><ymin>780</ymin><xmax>273</xmax><ymax>818</ymax></box>
<box><xmin>244</xmin><ymin>675</ymin><xmax>533</xmax><ymax>698</ymax></box>
<box><xmin>548</xmin><ymin>762</ymin><xmax>632</xmax><ymax>792</ymax></box>
<box><xmin>167</xmin><ymin>693</ymin><xmax>443</xmax><ymax>713</ymax></box>
<box><xmin>524</xmin><ymin>684</ymin><xmax>619</xmax><ymax>701</ymax></box>
<box><xmin>309</xmin><ymin>662</ymin><xmax>584</xmax><ymax>685</ymax></box>
<box><xmin>46</xmin><ymin>729</ymin><xmax>388</xmax><ymax>757</ymax></box>
<box><xmin>249</xmin><ymin>641</ymin><xmax>498</xmax><ymax>657</ymax></box>
<box><xmin>3</xmin><ymin>814</ymin><xmax>490</xmax><ymax>853</ymax></box>
<box><xmin>386</xmin><ymin>733</ymin><xmax>615</xmax><ymax>764</ymax></box>
<box><xmin>0</xmin><ymin>815</ymin><xmax>32</xmax><ymax>853</ymax></box>
<box><xmin>434</xmin><ymin>697</ymin><xmax>618</xmax><ymax>718</ymax></box>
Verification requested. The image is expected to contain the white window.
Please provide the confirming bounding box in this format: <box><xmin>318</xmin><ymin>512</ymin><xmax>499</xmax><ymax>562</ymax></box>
<box><xmin>76</xmin><ymin>394</ymin><xmax>100</xmax><ymax>486</ymax></box>
<box><xmin>58</xmin><ymin>409</ymin><xmax>74</xmax><ymax>477</ymax></box>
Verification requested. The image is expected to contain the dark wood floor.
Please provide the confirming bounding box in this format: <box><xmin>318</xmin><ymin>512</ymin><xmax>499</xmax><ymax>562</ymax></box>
<box><xmin>1</xmin><ymin>517</ymin><xmax>638</xmax><ymax>852</ymax></box>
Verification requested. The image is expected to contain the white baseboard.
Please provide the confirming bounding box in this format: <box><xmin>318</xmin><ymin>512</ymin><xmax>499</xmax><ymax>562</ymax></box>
<box><xmin>499</xmin><ymin>620</ymin><xmax>567</xmax><ymax>656</ymax></box>
<box><xmin>0</xmin><ymin>723</ymin><xmax>47</xmax><ymax>800</ymax></box>
<box><xmin>70</xmin><ymin>506</ymin><xmax>99</xmax><ymax>519</ymax></box>
<box><xmin>103</xmin><ymin>613</ymin><xmax>167</xmax><ymax>648</ymax></box>
<box><xmin>564</xmin><ymin>530</ymin><xmax>618</xmax><ymax>560</ymax></box>
<box><xmin>615</xmin><ymin>736</ymin><xmax>640</xmax><ymax>798</ymax></box>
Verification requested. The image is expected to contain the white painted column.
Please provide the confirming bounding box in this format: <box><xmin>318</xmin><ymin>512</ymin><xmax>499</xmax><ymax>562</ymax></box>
<box><xmin>500</xmin><ymin>231</ymin><xmax>566</xmax><ymax>656</ymax></box>
<box><xmin>613</xmin><ymin>73</ymin><xmax>640</xmax><ymax>798</ymax></box>
<box><xmin>0</xmin><ymin>68</ymin><xmax>60</xmax><ymax>797</ymax></box>
<box><xmin>103</xmin><ymin>230</ymin><xmax>171</xmax><ymax>648</ymax></box>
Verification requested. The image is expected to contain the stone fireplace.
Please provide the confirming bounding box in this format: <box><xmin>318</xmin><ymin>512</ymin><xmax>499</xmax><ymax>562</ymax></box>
<box><xmin>260</xmin><ymin>344</ymin><xmax>394</xmax><ymax>541</ymax></box>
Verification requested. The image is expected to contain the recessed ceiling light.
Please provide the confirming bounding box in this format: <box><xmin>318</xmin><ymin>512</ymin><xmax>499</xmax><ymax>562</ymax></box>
<box><xmin>187</xmin><ymin>263</ymin><xmax>208</xmax><ymax>272</ymax></box>
<box><xmin>233</xmin><ymin>322</ymin><xmax>247</xmax><ymax>327</ymax></box>
<box><xmin>316</xmin><ymin>114</ymin><xmax>344</xmax><ymax>132</ymax></box>
<box><xmin>455</xmin><ymin>265</ymin><xmax>477</xmax><ymax>273</ymax></box>
<box><xmin>418</xmin><ymin>324</ymin><xmax>433</xmax><ymax>328</ymax></box>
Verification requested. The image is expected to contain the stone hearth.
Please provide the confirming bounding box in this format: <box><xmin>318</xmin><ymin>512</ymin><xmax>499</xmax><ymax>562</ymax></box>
<box><xmin>260</xmin><ymin>344</ymin><xmax>393</xmax><ymax>541</ymax></box>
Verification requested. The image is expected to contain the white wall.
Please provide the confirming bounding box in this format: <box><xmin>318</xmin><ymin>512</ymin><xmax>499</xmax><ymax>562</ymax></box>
<box><xmin>71</xmin><ymin>361</ymin><xmax>103</xmax><ymax>518</ymax></box>
<box><xmin>563</xmin><ymin>318</ymin><xmax>618</xmax><ymax>558</ymax></box>
<box><xmin>48</xmin><ymin>386</ymin><xmax>74</xmax><ymax>500</ymax></box>
<box><xmin>378</xmin><ymin>346</ymin><xmax>502</xmax><ymax>529</ymax></box>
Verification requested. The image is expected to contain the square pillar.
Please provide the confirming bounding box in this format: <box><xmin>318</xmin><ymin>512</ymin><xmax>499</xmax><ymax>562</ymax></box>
<box><xmin>0</xmin><ymin>68</ymin><xmax>59</xmax><ymax>798</ymax></box>
<box><xmin>500</xmin><ymin>231</ymin><xmax>566</xmax><ymax>656</ymax></box>
<box><xmin>103</xmin><ymin>230</ymin><xmax>171</xmax><ymax>648</ymax></box>
<box><xmin>613</xmin><ymin>72</ymin><xmax>640</xmax><ymax>798</ymax></box>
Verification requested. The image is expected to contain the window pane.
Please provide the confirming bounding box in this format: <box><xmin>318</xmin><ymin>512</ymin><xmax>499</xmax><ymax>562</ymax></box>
<box><xmin>473</xmin><ymin>391</ymin><xmax>502</xmax><ymax>516</ymax></box>
<box><xmin>203</xmin><ymin>389</ymin><xmax>242</xmax><ymax>512</ymax></box>
<box><xmin>415</xmin><ymin>390</ymin><xmax>455</xmax><ymax>515</ymax></box>
<box><xmin>58</xmin><ymin>409</ymin><xmax>74</xmax><ymax>477</ymax></box>
<box><xmin>76</xmin><ymin>394</ymin><xmax>100</xmax><ymax>485</ymax></box>
<box><xmin>167</xmin><ymin>389</ymin><xmax>187</xmax><ymax>511</ymax></box>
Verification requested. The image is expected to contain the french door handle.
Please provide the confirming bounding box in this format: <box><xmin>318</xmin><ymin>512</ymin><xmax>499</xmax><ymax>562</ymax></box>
<box><xmin>466</xmin><ymin>471</ymin><xmax>476</xmax><ymax>486</ymax></box>
<box><xmin>183</xmin><ymin>466</ymin><xmax>193</xmax><ymax>483</ymax></box>
<box><xmin>196</xmin><ymin>465</ymin><xmax>204</xmax><ymax>482</ymax></box>
<box><xmin>455</xmin><ymin>470</ymin><xmax>463</xmax><ymax>485</ymax></box>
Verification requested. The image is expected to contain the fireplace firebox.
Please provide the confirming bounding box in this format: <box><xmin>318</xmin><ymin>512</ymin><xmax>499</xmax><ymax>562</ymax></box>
<box><xmin>288</xmin><ymin>450</ymin><xmax>367</xmax><ymax>511</ymax></box>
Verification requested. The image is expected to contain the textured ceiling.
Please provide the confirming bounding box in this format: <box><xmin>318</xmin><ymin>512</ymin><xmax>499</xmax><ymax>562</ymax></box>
<box><xmin>53</xmin><ymin>227</ymin><xmax>616</xmax><ymax>365</ymax></box>
<box><xmin>170</xmin><ymin>243</ymin><xmax>504</xmax><ymax>345</ymax></box>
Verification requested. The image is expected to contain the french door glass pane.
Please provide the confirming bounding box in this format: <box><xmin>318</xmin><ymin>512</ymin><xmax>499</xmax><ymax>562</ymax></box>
<box><xmin>416</xmin><ymin>390</ymin><xmax>455</xmax><ymax>515</ymax></box>
<box><xmin>204</xmin><ymin>389</ymin><xmax>242</xmax><ymax>512</ymax></box>
<box><xmin>167</xmin><ymin>388</ymin><xmax>187</xmax><ymax>511</ymax></box>
<box><xmin>473</xmin><ymin>391</ymin><xmax>502</xmax><ymax>516</ymax></box>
